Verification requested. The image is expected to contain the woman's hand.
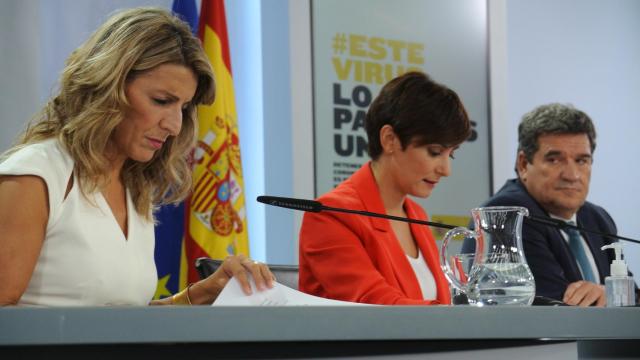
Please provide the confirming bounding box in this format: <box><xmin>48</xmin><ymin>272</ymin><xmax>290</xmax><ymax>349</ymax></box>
<box><xmin>151</xmin><ymin>255</ymin><xmax>275</xmax><ymax>305</ymax></box>
<box><xmin>206</xmin><ymin>254</ymin><xmax>276</xmax><ymax>297</ymax></box>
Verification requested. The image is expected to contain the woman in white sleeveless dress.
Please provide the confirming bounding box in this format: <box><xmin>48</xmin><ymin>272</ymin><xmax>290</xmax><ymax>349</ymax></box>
<box><xmin>0</xmin><ymin>7</ymin><xmax>273</xmax><ymax>306</ymax></box>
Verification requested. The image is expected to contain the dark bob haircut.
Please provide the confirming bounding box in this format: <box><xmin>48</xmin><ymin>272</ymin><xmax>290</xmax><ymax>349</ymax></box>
<box><xmin>364</xmin><ymin>71</ymin><xmax>470</xmax><ymax>159</ymax></box>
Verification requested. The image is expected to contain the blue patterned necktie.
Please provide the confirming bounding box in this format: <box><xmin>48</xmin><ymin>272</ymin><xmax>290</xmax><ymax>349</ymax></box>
<box><xmin>565</xmin><ymin>223</ymin><xmax>596</xmax><ymax>282</ymax></box>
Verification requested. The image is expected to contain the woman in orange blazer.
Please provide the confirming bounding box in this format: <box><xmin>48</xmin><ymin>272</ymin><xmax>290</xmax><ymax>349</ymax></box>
<box><xmin>299</xmin><ymin>71</ymin><xmax>470</xmax><ymax>305</ymax></box>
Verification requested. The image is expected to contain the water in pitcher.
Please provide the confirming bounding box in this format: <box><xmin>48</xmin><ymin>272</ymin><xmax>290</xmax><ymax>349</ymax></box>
<box><xmin>441</xmin><ymin>206</ymin><xmax>536</xmax><ymax>306</ymax></box>
<box><xmin>467</xmin><ymin>262</ymin><xmax>535</xmax><ymax>306</ymax></box>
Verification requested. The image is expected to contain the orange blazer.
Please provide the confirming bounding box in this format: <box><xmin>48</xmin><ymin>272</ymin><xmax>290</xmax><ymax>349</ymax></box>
<box><xmin>299</xmin><ymin>163</ymin><xmax>451</xmax><ymax>305</ymax></box>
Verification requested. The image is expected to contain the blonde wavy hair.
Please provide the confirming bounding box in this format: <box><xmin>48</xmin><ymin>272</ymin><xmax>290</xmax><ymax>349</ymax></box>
<box><xmin>6</xmin><ymin>7</ymin><xmax>215</xmax><ymax>219</ymax></box>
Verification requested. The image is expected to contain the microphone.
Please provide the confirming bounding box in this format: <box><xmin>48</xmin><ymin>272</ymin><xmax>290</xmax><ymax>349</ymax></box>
<box><xmin>256</xmin><ymin>196</ymin><xmax>323</xmax><ymax>213</ymax></box>
<box><xmin>256</xmin><ymin>195</ymin><xmax>456</xmax><ymax>230</ymax></box>
<box><xmin>525</xmin><ymin>215</ymin><xmax>640</xmax><ymax>245</ymax></box>
<box><xmin>257</xmin><ymin>195</ymin><xmax>640</xmax><ymax>244</ymax></box>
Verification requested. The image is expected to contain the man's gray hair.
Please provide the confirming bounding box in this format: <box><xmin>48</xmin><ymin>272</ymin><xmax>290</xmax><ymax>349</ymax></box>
<box><xmin>518</xmin><ymin>103</ymin><xmax>596</xmax><ymax>163</ymax></box>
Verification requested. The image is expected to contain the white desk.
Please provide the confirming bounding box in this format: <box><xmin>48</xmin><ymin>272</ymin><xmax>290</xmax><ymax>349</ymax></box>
<box><xmin>1</xmin><ymin>306</ymin><xmax>638</xmax><ymax>358</ymax></box>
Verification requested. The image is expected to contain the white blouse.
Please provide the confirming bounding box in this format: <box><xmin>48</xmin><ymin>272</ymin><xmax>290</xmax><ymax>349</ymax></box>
<box><xmin>406</xmin><ymin>249</ymin><xmax>437</xmax><ymax>300</ymax></box>
<box><xmin>0</xmin><ymin>139</ymin><xmax>157</xmax><ymax>306</ymax></box>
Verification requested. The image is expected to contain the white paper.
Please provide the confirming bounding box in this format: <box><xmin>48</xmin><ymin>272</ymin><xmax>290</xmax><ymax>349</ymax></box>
<box><xmin>212</xmin><ymin>277</ymin><xmax>372</xmax><ymax>306</ymax></box>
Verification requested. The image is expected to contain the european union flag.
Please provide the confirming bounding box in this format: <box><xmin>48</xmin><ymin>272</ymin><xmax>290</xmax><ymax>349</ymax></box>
<box><xmin>172</xmin><ymin>0</ymin><xmax>199</xmax><ymax>35</ymax></box>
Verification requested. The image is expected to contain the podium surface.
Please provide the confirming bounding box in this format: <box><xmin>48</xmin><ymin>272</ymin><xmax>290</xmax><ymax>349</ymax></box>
<box><xmin>1</xmin><ymin>306</ymin><xmax>638</xmax><ymax>358</ymax></box>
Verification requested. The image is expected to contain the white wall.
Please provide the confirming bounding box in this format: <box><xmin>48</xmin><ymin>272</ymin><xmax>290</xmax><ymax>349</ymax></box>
<box><xmin>1</xmin><ymin>0</ymin><xmax>44</xmax><ymax>152</ymax></box>
<box><xmin>288</xmin><ymin>0</ymin><xmax>314</xmax><ymax>263</ymax></box>
<box><xmin>259</xmin><ymin>0</ymin><xmax>295</xmax><ymax>264</ymax></box>
<box><xmin>491</xmin><ymin>0</ymin><xmax>640</xmax><ymax>280</ymax></box>
<box><xmin>0</xmin><ymin>0</ymin><xmax>175</xmax><ymax>154</ymax></box>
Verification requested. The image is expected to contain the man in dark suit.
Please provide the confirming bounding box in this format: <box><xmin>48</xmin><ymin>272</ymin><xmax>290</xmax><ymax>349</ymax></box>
<box><xmin>463</xmin><ymin>103</ymin><xmax>632</xmax><ymax>306</ymax></box>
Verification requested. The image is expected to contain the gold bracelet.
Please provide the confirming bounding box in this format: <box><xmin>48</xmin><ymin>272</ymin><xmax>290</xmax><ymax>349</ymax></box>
<box><xmin>172</xmin><ymin>283</ymin><xmax>193</xmax><ymax>305</ymax></box>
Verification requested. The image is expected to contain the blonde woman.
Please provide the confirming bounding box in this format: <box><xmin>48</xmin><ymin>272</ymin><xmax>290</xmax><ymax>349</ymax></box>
<box><xmin>0</xmin><ymin>7</ymin><xmax>272</xmax><ymax>306</ymax></box>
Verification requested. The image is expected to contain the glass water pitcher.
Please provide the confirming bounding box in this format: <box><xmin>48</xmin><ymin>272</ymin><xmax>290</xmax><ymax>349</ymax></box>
<box><xmin>441</xmin><ymin>206</ymin><xmax>536</xmax><ymax>306</ymax></box>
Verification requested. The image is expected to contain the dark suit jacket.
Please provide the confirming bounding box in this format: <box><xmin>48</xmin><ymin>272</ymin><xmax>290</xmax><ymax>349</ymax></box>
<box><xmin>299</xmin><ymin>162</ymin><xmax>451</xmax><ymax>305</ymax></box>
<box><xmin>461</xmin><ymin>179</ymin><xmax>622</xmax><ymax>301</ymax></box>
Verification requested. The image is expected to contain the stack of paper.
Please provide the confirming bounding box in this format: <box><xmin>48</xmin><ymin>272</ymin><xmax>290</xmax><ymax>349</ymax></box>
<box><xmin>212</xmin><ymin>277</ymin><xmax>373</xmax><ymax>306</ymax></box>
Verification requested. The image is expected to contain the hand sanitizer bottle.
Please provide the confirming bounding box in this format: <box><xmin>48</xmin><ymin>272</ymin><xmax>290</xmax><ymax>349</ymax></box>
<box><xmin>601</xmin><ymin>243</ymin><xmax>636</xmax><ymax>307</ymax></box>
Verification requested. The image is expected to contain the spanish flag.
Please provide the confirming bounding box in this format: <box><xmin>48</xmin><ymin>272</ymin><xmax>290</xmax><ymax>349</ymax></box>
<box><xmin>180</xmin><ymin>0</ymin><xmax>249</xmax><ymax>287</ymax></box>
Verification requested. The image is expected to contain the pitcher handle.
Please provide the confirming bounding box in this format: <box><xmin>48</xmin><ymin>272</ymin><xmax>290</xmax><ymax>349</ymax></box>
<box><xmin>440</xmin><ymin>226</ymin><xmax>476</xmax><ymax>292</ymax></box>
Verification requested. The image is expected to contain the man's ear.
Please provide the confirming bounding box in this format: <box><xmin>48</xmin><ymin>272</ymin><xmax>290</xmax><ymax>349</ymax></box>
<box><xmin>516</xmin><ymin>151</ymin><xmax>529</xmax><ymax>181</ymax></box>
<box><xmin>379</xmin><ymin>124</ymin><xmax>397</xmax><ymax>155</ymax></box>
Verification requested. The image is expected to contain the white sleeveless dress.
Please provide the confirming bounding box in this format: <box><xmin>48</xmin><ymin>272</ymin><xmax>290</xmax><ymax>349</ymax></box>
<box><xmin>0</xmin><ymin>139</ymin><xmax>157</xmax><ymax>306</ymax></box>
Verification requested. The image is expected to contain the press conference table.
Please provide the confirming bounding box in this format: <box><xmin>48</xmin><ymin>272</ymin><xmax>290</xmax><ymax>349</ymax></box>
<box><xmin>1</xmin><ymin>305</ymin><xmax>638</xmax><ymax>359</ymax></box>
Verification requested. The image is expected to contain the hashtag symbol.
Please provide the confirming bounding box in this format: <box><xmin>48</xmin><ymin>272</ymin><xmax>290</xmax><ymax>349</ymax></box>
<box><xmin>332</xmin><ymin>33</ymin><xmax>347</xmax><ymax>55</ymax></box>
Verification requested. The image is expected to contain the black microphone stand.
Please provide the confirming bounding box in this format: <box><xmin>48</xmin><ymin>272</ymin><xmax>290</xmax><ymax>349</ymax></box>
<box><xmin>256</xmin><ymin>195</ymin><xmax>456</xmax><ymax>230</ymax></box>
<box><xmin>257</xmin><ymin>195</ymin><xmax>640</xmax><ymax>244</ymax></box>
